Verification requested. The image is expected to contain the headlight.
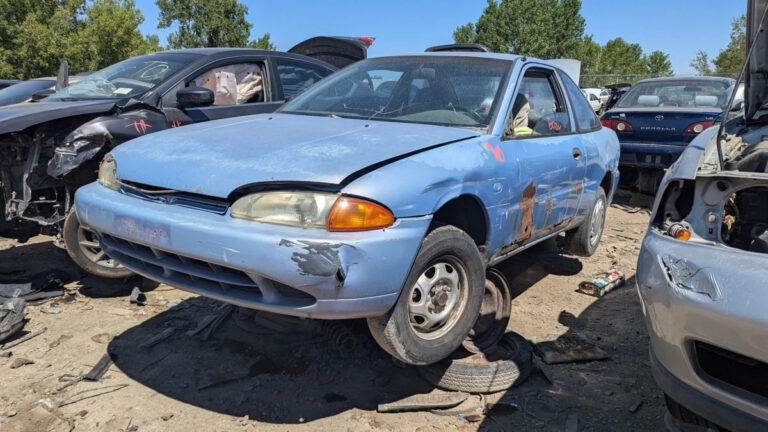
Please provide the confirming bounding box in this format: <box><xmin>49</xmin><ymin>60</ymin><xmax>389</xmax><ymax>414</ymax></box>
<box><xmin>230</xmin><ymin>192</ymin><xmax>395</xmax><ymax>231</ymax></box>
<box><xmin>97</xmin><ymin>154</ymin><xmax>120</xmax><ymax>191</ymax></box>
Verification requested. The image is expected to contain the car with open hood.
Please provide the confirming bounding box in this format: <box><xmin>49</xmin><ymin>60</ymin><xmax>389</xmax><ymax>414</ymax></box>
<box><xmin>602</xmin><ymin>76</ymin><xmax>740</xmax><ymax>194</ymax></box>
<box><xmin>74</xmin><ymin>51</ymin><xmax>619</xmax><ymax>365</ymax></box>
<box><xmin>637</xmin><ymin>1</ymin><xmax>768</xmax><ymax>430</ymax></box>
<box><xmin>0</xmin><ymin>36</ymin><xmax>372</xmax><ymax>278</ymax></box>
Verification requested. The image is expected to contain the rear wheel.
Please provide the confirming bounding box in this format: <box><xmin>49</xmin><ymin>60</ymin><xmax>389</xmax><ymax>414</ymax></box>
<box><xmin>367</xmin><ymin>225</ymin><xmax>485</xmax><ymax>366</ymax></box>
<box><xmin>63</xmin><ymin>208</ymin><xmax>133</xmax><ymax>279</ymax></box>
<box><xmin>566</xmin><ymin>187</ymin><xmax>607</xmax><ymax>257</ymax></box>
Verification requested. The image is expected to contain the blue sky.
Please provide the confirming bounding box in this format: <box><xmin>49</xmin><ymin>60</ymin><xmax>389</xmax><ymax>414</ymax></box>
<box><xmin>135</xmin><ymin>0</ymin><xmax>746</xmax><ymax>74</ymax></box>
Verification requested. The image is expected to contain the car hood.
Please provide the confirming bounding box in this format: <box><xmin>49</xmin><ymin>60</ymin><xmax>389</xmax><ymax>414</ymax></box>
<box><xmin>0</xmin><ymin>99</ymin><xmax>120</xmax><ymax>134</ymax></box>
<box><xmin>113</xmin><ymin>113</ymin><xmax>479</xmax><ymax>198</ymax></box>
<box><xmin>746</xmin><ymin>0</ymin><xmax>768</xmax><ymax>122</ymax></box>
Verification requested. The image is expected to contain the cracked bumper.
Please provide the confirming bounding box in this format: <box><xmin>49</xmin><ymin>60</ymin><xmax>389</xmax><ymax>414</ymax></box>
<box><xmin>637</xmin><ymin>230</ymin><xmax>768</xmax><ymax>424</ymax></box>
<box><xmin>75</xmin><ymin>183</ymin><xmax>430</xmax><ymax>319</ymax></box>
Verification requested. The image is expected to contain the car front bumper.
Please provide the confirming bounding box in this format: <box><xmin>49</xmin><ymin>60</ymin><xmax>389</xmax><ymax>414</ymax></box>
<box><xmin>619</xmin><ymin>142</ymin><xmax>686</xmax><ymax>168</ymax></box>
<box><xmin>75</xmin><ymin>183</ymin><xmax>431</xmax><ymax>319</ymax></box>
<box><xmin>637</xmin><ymin>230</ymin><xmax>768</xmax><ymax>428</ymax></box>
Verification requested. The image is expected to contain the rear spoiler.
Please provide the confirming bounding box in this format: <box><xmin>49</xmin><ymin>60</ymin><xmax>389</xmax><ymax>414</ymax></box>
<box><xmin>288</xmin><ymin>36</ymin><xmax>375</xmax><ymax>69</ymax></box>
<box><xmin>425</xmin><ymin>43</ymin><xmax>491</xmax><ymax>53</ymax></box>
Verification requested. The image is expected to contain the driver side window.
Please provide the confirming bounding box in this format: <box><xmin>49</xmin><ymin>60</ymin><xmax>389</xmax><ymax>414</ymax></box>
<box><xmin>505</xmin><ymin>68</ymin><xmax>570</xmax><ymax>139</ymax></box>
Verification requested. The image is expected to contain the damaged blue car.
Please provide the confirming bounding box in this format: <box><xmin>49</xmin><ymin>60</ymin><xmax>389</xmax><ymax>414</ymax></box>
<box><xmin>75</xmin><ymin>51</ymin><xmax>620</xmax><ymax>365</ymax></box>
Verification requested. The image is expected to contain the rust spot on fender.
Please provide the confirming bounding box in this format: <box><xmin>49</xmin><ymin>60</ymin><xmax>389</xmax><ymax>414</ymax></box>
<box><xmin>518</xmin><ymin>182</ymin><xmax>536</xmax><ymax>242</ymax></box>
<box><xmin>546</xmin><ymin>197</ymin><xmax>553</xmax><ymax>217</ymax></box>
<box><xmin>574</xmin><ymin>182</ymin><xmax>583</xmax><ymax>193</ymax></box>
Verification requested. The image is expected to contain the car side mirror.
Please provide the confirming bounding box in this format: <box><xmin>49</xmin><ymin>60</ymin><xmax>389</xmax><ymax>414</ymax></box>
<box><xmin>30</xmin><ymin>89</ymin><xmax>55</xmax><ymax>101</ymax></box>
<box><xmin>731</xmin><ymin>100</ymin><xmax>744</xmax><ymax>112</ymax></box>
<box><xmin>177</xmin><ymin>87</ymin><xmax>215</xmax><ymax>107</ymax></box>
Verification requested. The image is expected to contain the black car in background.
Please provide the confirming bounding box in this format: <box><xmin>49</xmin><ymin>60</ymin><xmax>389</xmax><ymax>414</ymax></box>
<box><xmin>0</xmin><ymin>36</ymin><xmax>372</xmax><ymax>277</ymax></box>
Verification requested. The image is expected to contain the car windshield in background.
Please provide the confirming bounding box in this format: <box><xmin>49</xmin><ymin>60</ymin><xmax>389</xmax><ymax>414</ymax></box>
<box><xmin>0</xmin><ymin>80</ymin><xmax>54</xmax><ymax>106</ymax></box>
<box><xmin>280</xmin><ymin>57</ymin><xmax>509</xmax><ymax>130</ymax></box>
<box><xmin>616</xmin><ymin>80</ymin><xmax>731</xmax><ymax>109</ymax></box>
<box><xmin>47</xmin><ymin>53</ymin><xmax>200</xmax><ymax>101</ymax></box>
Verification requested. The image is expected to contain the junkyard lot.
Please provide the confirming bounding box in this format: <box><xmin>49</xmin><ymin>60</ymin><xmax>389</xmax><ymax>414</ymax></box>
<box><xmin>0</xmin><ymin>200</ymin><xmax>664</xmax><ymax>432</ymax></box>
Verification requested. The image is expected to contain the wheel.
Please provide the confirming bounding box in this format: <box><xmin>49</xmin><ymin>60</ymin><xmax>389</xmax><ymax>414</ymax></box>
<box><xmin>62</xmin><ymin>207</ymin><xmax>133</xmax><ymax>278</ymax></box>
<box><xmin>418</xmin><ymin>332</ymin><xmax>533</xmax><ymax>393</ymax></box>
<box><xmin>462</xmin><ymin>268</ymin><xmax>511</xmax><ymax>354</ymax></box>
<box><xmin>367</xmin><ymin>225</ymin><xmax>485</xmax><ymax>366</ymax></box>
<box><xmin>566</xmin><ymin>187</ymin><xmax>607</xmax><ymax>257</ymax></box>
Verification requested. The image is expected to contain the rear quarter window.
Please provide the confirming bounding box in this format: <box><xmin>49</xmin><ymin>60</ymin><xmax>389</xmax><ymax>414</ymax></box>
<box><xmin>559</xmin><ymin>71</ymin><xmax>601</xmax><ymax>132</ymax></box>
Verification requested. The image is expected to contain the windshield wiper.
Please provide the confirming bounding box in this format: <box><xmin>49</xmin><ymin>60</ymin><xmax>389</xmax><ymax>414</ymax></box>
<box><xmin>716</xmin><ymin>4</ymin><xmax>768</xmax><ymax>170</ymax></box>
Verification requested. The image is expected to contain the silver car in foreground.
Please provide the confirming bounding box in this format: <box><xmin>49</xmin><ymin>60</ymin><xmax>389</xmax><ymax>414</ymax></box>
<box><xmin>638</xmin><ymin>1</ymin><xmax>768</xmax><ymax>430</ymax></box>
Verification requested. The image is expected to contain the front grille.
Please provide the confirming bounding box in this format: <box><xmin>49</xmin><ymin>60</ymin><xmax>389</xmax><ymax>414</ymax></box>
<box><xmin>694</xmin><ymin>341</ymin><xmax>768</xmax><ymax>401</ymax></box>
<box><xmin>119</xmin><ymin>181</ymin><xmax>229</xmax><ymax>214</ymax></box>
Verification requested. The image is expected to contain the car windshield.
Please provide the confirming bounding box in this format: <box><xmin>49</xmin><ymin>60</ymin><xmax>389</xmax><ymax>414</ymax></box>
<box><xmin>280</xmin><ymin>57</ymin><xmax>510</xmax><ymax>130</ymax></box>
<box><xmin>616</xmin><ymin>80</ymin><xmax>731</xmax><ymax>109</ymax></box>
<box><xmin>47</xmin><ymin>53</ymin><xmax>200</xmax><ymax>100</ymax></box>
<box><xmin>0</xmin><ymin>80</ymin><xmax>54</xmax><ymax>106</ymax></box>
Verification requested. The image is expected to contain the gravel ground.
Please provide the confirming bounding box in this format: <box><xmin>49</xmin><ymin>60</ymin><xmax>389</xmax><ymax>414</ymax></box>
<box><xmin>0</xmin><ymin>201</ymin><xmax>663</xmax><ymax>431</ymax></box>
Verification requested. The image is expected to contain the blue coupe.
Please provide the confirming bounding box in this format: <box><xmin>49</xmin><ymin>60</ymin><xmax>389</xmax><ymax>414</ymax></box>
<box><xmin>75</xmin><ymin>51</ymin><xmax>619</xmax><ymax>365</ymax></box>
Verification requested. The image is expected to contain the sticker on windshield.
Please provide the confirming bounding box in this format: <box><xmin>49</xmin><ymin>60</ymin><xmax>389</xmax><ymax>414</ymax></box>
<box><xmin>114</xmin><ymin>87</ymin><xmax>133</xmax><ymax>95</ymax></box>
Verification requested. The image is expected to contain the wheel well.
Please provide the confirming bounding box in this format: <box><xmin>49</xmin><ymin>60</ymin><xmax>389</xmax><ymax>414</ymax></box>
<box><xmin>600</xmin><ymin>171</ymin><xmax>613</xmax><ymax>194</ymax></box>
<box><xmin>429</xmin><ymin>195</ymin><xmax>488</xmax><ymax>247</ymax></box>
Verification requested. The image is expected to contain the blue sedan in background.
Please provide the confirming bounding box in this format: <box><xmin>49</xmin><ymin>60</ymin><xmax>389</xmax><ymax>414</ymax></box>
<box><xmin>75</xmin><ymin>51</ymin><xmax>619</xmax><ymax>365</ymax></box>
<box><xmin>601</xmin><ymin>76</ymin><xmax>738</xmax><ymax>193</ymax></box>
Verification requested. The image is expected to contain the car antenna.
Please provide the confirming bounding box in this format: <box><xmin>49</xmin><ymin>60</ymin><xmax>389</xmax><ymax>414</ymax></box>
<box><xmin>716</xmin><ymin>4</ymin><xmax>768</xmax><ymax>170</ymax></box>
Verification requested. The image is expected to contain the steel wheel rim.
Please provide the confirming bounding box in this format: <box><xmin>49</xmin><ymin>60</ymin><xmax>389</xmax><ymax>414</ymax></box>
<box><xmin>589</xmin><ymin>197</ymin><xmax>605</xmax><ymax>247</ymax></box>
<box><xmin>77</xmin><ymin>225</ymin><xmax>122</xmax><ymax>269</ymax></box>
<box><xmin>408</xmin><ymin>256</ymin><xmax>469</xmax><ymax>340</ymax></box>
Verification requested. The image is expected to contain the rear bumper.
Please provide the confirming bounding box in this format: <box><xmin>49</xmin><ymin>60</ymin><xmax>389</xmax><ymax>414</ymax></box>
<box><xmin>637</xmin><ymin>230</ymin><xmax>768</xmax><ymax>427</ymax></box>
<box><xmin>75</xmin><ymin>183</ymin><xmax>431</xmax><ymax>319</ymax></box>
<box><xmin>619</xmin><ymin>142</ymin><xmax>686</xmax><ymax>168</ymax></box>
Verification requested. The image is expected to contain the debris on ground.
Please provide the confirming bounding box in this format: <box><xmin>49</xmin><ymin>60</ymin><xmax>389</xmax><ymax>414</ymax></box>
<box><xmin>320</xmin><ymin>320</ymin><xmax>361</xmax><ymax>355</ymax></box>
<box><xmin>40</xmin><ymin>301</ymin><xmax>62</xmax><ymax>314</ymax></box>
<box><xmin>430</xmin><ymin>394</ymin><xmax>485</xmax><ymax>417</ymax></box>
<box><xmin>629</xmin><ymin>400</ymin><xmax>643</xmax><ymax>413</ymax></box>
<box><xmin>0</xmin><ymin>350</ymin><xmax>11</xmax><ymax>358</ymax></box>
<box><xmin>533</xmin><ymin>333</ymin><xmax>609</xmax><ymax>364</ymax></box>
<box><xmin>1</xmin><ymin>327</ymin><xmax>46</xmax><ymax>350</ymax></box>
<box><xmin>10</xmin><ymin>357</ymin><xmax>34</xmax><ymax>369</ymax></box>
<box><xmin>139</xmin><ymin>328</ymin><xmax>174</xmax><ymax>349</ymax></box>
<box><xmin>83</xmin><ymin>353</ymin><xmax>113</xmax><ymax>381</ymax></box>
<box><xmin>57</xmin><ymin>384</ymin><xmax>129</xmax><ymax>408</ymax></box>
<box><xmin>377</xmin><ymin>392</ymin><xmax>469</xmax><ymax>413</ymax></box>
<box><xmin>0</xmin><ymin>297</ymin><xmax>26</xmax><ymax>343</ymax></box>
<box><xmin>0</xmin><ymin>270</ymin><xmax>69</xmax><ymax>303</ymax></box>
<box><xmin>129</xmin><ymin>287</ymin><xmax>147</xmax><ymax>306</ymax></box>
<box><xmin>576</xmin><ymin>270</ymin><xmax>625</xmax><ymax>297</ymax></box>
<box><xmin>48</xmin><ymin>334</ymin><xmax>72</xmax><ymax>349</ymax></box>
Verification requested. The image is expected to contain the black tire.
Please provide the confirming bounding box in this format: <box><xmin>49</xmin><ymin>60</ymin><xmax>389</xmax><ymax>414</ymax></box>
<box><xmin>367</xmin><ymin>225</ymin><xmax>485</xmax><ymax>366</ymax></box>
<box><xmin>566</xmin><ymin>187</ymin><xmax>607</xmax><ymax>257</ymax></box>
<box><xmin>419</xmin><ymin>332</ymin><xmax>532</xmax><ymax>393</ymax></box>
<box><xmin>63</xmin><ymin>207</ymin><xmax>133</xmax><ymax>279</ymax></box>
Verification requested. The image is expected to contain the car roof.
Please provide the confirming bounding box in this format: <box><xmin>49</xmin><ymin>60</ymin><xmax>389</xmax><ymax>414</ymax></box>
<box><xmin>139</xmin><ymin>48</ymin><xmax>336</xmax><ymax>69</ymax></box>
<box><xmin>634</xmin><ymin>76</ymin><xmax>736</xmax><ymax>85</ymax></box>
<box><xmin>378</xmin><ymin>51</ymin><xmax>524</xmax><ymax>63</ymax></box>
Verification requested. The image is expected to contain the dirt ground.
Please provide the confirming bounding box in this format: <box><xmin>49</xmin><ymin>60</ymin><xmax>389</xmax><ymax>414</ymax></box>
<box><xmin>0</xmin><ymin>196</ymin><xmax>663</xmax><ymax>432</ymax></box>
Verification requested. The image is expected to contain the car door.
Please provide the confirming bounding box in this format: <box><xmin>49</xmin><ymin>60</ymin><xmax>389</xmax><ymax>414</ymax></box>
<box><xmin>272</xmin><ymin>58</ymin><xmax>336</xmax><ymax>102</ymax></box>
<box><xmin>501</xmin><ymin>65</ymin><xmax>586</xmax><ymax>244</ymax></box>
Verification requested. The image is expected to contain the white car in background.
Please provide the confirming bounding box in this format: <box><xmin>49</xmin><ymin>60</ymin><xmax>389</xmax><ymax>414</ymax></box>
<box><xmin>581</xmin><ymin>89</ymin><xmax>601</xmax><ymax>112</ymax></box>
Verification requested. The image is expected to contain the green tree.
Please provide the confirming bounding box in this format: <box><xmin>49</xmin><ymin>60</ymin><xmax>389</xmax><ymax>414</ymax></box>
<box><xmin>690</xmin><ymin>50</ymin><xmax>713</xmax><ymax>75</ymax></box>
<box><xmin>454</xmin><ymin>0</ymin><xmax>586</xmax><ymax>58</ymax></box>
<box><xmin>156</xmin><ymin>0</ymin><xmax>272</xmax><ymax>49</ymax></box>
<box><xmin>0</xmin><ymin>0</ymin><xmax>159</xmax><ymax>79</ymax></box>
<box><xmin>646</xmin><ymin>51</ymin><xmax>673</xmax><ymax>76</ymax></box>
<box><xmin>713</xmin><ymin>14</ymin><xmax>746</xmax><ymax>74</ymax></box>
<box><xmin>247</xmin><ymin>32</ymin><xmax>275</xmax><ymax>50</ymax></box>
<box><xmin>597</xmin><ymin>38</ymin><xmax>646</xmax><ymax>75</ymax></box>
<box><xmin>569</xmin><ymin>34</ymin><xmax>602</xmax><ymax>75</ymax></box>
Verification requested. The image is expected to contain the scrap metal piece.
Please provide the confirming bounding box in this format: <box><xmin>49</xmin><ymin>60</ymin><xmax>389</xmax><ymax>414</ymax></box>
<box><xmin>0</xmin><ymin>297</ymin><xmax>26</xmax><ymax>343</ymax></box>
<box><xmin>1</xmin><ymin>327</ymin><xmax>45</xmax><ymax>350</ymax></box>
<box><xmin>377</xmin><ymin>392</ymin><xmax>469</xmax><ymax>413</ymax></box>
<box><xmin>533</xmin><ymin>333</ymin><xmax>609</xmax><ymax>365</ymax></box>
<box><xmin>83</xmin><ymin>353</ymin><xmax>113</xmax><ymax>382</ymax></box>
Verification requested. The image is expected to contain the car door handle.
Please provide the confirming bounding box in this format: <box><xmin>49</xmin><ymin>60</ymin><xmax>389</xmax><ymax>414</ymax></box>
<box><xmin>572</xmin><ymin>147</ymin><xmax>582</xmax><ymax>160</ymax></box>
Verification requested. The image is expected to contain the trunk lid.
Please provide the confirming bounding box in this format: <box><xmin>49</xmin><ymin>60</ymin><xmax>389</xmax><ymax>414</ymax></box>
<box><xmin>288</xmin><ymin>36</ymin><xmax>374</xmax><ymax>69</ymax></box>
<box><xmin>746</xmin><ymin>0</ymin><xmax>768</xmax><ymax>122</ymax></box>
<box><xmin>605</xmin><ymin>107</ymin><xmax>721</xmax><ymax>146</ymax></box>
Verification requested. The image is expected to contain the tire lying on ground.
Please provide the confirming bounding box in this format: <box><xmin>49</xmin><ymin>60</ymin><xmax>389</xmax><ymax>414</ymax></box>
<box><xmin>418</xmin><ymin>331</ymin><xmax>533</xmax><ymax>393</ymax></box>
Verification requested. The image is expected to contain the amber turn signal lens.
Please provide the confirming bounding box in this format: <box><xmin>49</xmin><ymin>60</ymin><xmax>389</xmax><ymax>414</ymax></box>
<box><xmin>327</xmin><ymin>197</ymin><xmax>395</xmax><ymax>232</ymax></box>
<box><xmin>668</xmin><ymin>224</ymin><xmax>691</xmax><ymax>241</ymax></box>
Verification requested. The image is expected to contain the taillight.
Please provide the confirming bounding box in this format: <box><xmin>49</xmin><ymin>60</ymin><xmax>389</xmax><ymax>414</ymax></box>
<box><xmin>684</xmin><ymin>121</ymin><xmax>714</xmax><ymax>134</ymax></box>
<box><xmin>358</xmin><ymin>37</ymin><xmax>376</xmax><ymax>45</ymax></box>
<box><xmin>601</xmin><ymin>119</ymin><xmax>633</xmax><ymax>132</ymax></box>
